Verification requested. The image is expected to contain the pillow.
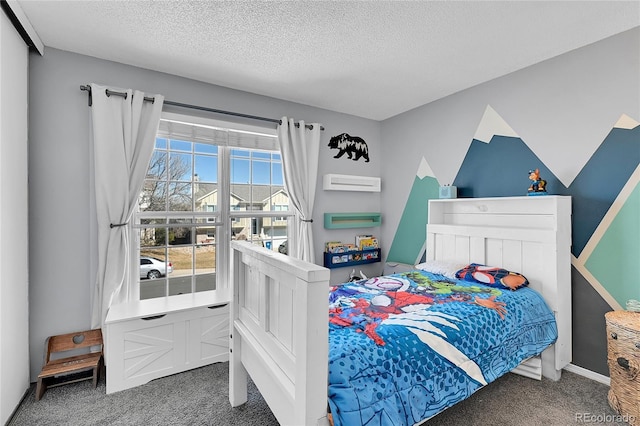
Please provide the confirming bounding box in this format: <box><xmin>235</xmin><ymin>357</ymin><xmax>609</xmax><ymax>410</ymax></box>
<box><xmin>414</xmin><ymin>259</ymin><xmax>467</xmax><ymax>279</ymax></box>
<box><xmin>455</xmin><ymin>263</ymin><xmax>529</xmax><ymax>291</ymax></box>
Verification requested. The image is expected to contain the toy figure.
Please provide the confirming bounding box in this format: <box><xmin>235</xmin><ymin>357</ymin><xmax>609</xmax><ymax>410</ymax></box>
<box><xmin>527</xmin><ymin>168</ymin><xmax>547</xmax><ymax>195</ymax></box>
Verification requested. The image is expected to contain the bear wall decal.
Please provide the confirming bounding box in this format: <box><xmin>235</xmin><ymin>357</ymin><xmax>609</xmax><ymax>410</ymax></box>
<box><xmin>328</xmin><ymin>133</ymin><xmax>370</xmax><ymax>162</ymax></box>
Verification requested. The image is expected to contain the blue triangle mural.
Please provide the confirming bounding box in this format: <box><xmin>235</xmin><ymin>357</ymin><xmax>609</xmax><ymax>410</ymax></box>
<box><xmin>453</xmin><ymin>126</ymin><xmax>640</xmax><ymax>258</ymax></box>
<box><xmin>557</xmin><ymin>126</ymin><xmax>640</xmax><ymax>256</ymax></box>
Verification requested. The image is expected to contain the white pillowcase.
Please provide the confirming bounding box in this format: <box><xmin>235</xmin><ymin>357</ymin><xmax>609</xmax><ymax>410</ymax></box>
<box><xmin>414</xmin><ymin>259</ymin><xmax>467</xmax><ymax>279</ymax></box>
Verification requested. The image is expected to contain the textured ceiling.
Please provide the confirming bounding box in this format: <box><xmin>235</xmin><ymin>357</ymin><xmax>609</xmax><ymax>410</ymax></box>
<box><xmin>16</xmin><ymin>1</ymin><xmax>640</xmax><ymax>121</ymax></box>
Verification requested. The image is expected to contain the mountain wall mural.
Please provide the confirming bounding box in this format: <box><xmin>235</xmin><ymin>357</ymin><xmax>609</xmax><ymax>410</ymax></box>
<box><xmin>389</xmin><ymin>104</ymin><xmax>640</xmax><ymax>310</ymax></box>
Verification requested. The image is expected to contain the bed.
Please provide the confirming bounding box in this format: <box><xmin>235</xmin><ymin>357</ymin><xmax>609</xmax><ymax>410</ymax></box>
<box><xmin>229</xmin><ymin>196</ymin><xmax>572</xmax><ymax>426</ymax></box>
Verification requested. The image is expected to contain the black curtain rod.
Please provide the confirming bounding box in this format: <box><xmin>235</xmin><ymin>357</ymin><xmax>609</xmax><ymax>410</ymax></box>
<box><xmin>79</xmin><ymin>85</ymin><xmax>324</xmax><ymax>131</ymax></box>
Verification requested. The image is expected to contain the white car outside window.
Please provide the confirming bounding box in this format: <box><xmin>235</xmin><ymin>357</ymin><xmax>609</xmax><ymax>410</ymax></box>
<box><xmin>140</xmin><ymin>257</ymin><xmax>173</xmax><ymax>279</ymax></box>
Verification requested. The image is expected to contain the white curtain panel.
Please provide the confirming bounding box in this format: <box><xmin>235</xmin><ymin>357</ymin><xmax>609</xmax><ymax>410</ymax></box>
<box><xmin>90</xmin><ymin>83</ymin><xmax>164</xmax><ymax>328</ymax></box>
<box><xmin>278</xmin><ymin>117</ymin><xmax>321</xmax><ymax>262</ymax></box>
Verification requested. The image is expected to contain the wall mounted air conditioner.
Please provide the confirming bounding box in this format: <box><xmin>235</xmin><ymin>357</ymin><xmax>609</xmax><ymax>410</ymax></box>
<box><xmin>323</xmin><ymin>174</ymin><xmax>381</xmax><ymax>192</ymax></box>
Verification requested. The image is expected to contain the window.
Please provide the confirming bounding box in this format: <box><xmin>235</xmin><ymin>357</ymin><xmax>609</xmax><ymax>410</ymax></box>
<box><xmin>273</xmin><ymin>203</ymin><xmax>288</xmax><ymax>221</ymax></box>
<box><xmin>134</xmin><ymin>113</ymin><xmax>291</xmax><ymax>300</ymax></box>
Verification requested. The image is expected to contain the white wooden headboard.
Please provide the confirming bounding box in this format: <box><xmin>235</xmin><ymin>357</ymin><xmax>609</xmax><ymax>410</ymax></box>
<box><xmin>426</xmin><ymin>196</ymin><xmax>572</xmax><ymax>379</ymax></box>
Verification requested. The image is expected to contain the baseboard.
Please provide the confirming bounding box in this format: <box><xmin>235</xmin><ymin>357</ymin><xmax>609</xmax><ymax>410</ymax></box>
<box><xmin>5</xmin><ymin>384</ymin><xmax>32</xmax><ymax>425</ymax></box>
<box><xmin>563</xmin><ymin>363</ymin><xmax>610</xmax><ymax>386</ymax></box>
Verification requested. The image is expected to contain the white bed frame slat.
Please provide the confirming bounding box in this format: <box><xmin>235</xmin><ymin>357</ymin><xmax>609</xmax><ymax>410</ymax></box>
<box><xmin>230</xmin><ymin>196</ymin><xmax>572</xmax><ymax>425</ymax></box>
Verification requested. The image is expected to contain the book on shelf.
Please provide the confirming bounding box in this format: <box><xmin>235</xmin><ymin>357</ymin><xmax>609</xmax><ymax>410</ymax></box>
<box><xmin>325</xmin><ymin>241</ymin><xmax>343</xmax><ymax>252</ymax></box>
<box><xmin>325</xmin><ymin>241</ymin><xmax>357</xmax><ymax>253</ymax></box>
<box><xmin>355</xmin><ymin>234</ymin><xmax>379</xmax><ymax>250</ymax></box>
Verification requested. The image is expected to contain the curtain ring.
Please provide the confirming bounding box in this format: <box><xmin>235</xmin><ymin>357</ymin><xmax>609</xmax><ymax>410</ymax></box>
<box><xmin>301</xmin><ymin>219</ymin><xmax>313</xmax><ymax>223</ymax></box>
<box><xmin>110</xmin><ymin>223</ymin><xmax>128</xmax><ymax>228</ymax></box>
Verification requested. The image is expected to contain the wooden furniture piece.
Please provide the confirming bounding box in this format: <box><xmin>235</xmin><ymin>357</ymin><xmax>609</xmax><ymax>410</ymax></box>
<box><xmin>36</xmin><ymin>329</ymin><xmax>103</xmax><ymax>401</ymax></box>
<box><xmin>104</xmin><ymin>291</ymin><xmax>229</xmax><ymax>394</ymax></box>
<box><xmin>230</xmin><ymin>241</ymin><xmax>330</xmax><ymax>426</ymax></box>
<box><xmin>229</xmin><ymin>196</ymin><xmax>572</xmax><ymax>425</ymax></box>
<box><xmin>606</xmin><ymin>310</ymin><xmax>640</xmax><ymax>425</ymax></box>
<box><xmin>426</xmin><ymin>195</ymin><xmax>572</xmax><ymax>380</ymax></box>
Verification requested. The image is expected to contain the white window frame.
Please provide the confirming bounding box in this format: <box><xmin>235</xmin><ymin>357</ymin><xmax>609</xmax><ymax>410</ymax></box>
<box><xmin>130</xmin><ymin>112</ymin><xmax>293</xmax><ymax>300</ymax></box>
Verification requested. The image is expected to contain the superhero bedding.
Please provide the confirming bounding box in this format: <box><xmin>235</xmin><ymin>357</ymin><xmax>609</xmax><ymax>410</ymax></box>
<box><xmin>327</xmin><ymin>269</ymin><xmax>557</xmax><ymax>426</ymax></box>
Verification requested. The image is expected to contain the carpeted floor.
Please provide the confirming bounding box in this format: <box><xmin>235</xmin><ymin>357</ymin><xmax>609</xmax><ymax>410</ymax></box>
<box><xmin>10</xmin><ymin>362</ymin><xmax>278</xmax><ymax>426</ymax></box>
<box><xmin>9</xmin><ymin>363</ymin><xmax>626</xmax><ymax>426</ymax></box>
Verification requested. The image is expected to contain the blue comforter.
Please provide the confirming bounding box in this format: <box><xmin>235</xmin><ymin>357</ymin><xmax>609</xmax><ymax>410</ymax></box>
<box><xmin>327</xmin><ymin>270</ymin><xmax>557</xmax><ymax>426</ymax></box>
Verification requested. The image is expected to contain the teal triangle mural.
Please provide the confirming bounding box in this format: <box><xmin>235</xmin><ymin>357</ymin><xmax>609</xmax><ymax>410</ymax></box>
<box><xmin>584</xmin><ymin>178</ymin><xmax>640</xmax><ymax>306</ymax></box>
<box><xmin>387</xmin><ymin>159</ymin><xmax>439</xmax><ymax>265</ymax></box>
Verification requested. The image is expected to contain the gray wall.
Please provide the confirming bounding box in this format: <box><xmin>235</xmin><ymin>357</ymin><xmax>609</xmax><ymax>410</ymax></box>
<box><xmin>379</xmin><ymin>28</ymin><xmax>640</xmax><ymax>376</ymax></box>
<box><xmin>28</xmin><ymin>48</ymin><xmax>382</xmax><ymax>380</ymax></box>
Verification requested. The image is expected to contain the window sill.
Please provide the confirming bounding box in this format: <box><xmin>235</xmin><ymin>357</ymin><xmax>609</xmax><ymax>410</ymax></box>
<box><xmin>105</xmin><ymin>289</ymin><xmax>230</xmax><ymax>325</ymax></box>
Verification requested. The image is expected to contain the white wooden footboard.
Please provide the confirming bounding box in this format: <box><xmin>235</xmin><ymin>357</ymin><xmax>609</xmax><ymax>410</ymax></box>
<box><xmin>229</xmin><ymin>241</ymin><xmax>331</xmax><ymax>426</ymax></box>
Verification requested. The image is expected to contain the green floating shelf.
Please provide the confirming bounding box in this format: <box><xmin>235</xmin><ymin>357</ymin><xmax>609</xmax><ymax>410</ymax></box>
<box><xmin>324</xmin><ymin>212</ymin><xmax>381</xmax><ymax>229</ymax></box>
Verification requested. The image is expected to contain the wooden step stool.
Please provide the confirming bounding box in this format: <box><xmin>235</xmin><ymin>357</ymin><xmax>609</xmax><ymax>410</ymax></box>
<box><xmin>36</xmin><ymin>329</ymin><xmax>104</xmax><ymax>401</ymax></box>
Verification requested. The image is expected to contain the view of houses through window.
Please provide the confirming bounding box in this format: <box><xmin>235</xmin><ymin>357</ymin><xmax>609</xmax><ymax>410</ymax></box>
<box><xmin>135</xmin><ymin>117</ymin><xmax>290</xmax><ymax>300</ymax></box>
